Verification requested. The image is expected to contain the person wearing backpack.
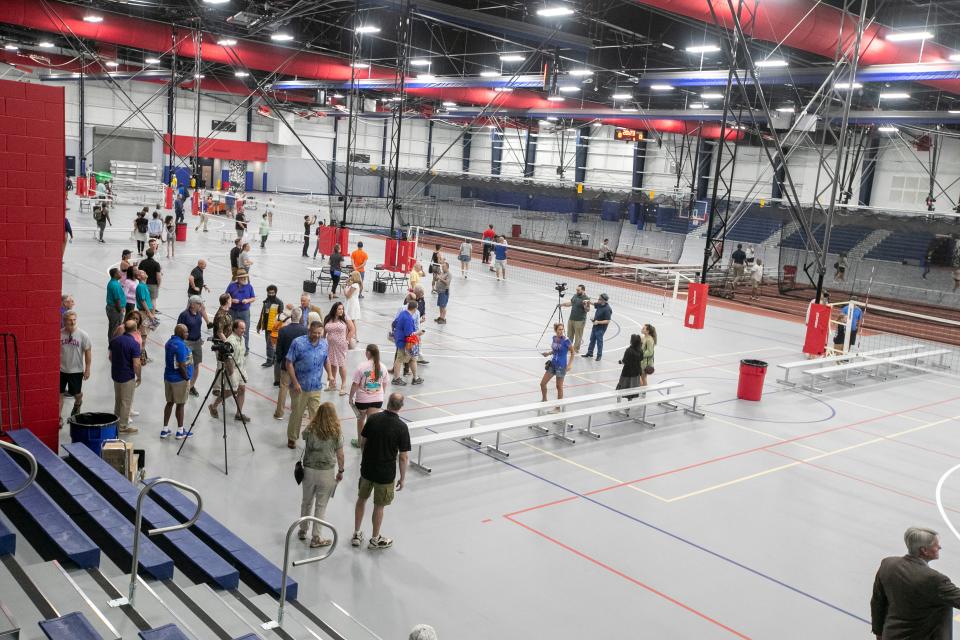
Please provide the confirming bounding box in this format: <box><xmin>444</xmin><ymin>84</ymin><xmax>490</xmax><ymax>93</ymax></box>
<box><xmin>93</xmin><ymin>204</ymin><xmax>111</xmax><ymax>243</ymax></box>
<box><xmin>133</xmin><ymin>210</ymin><xmax>149</xmax><ymax>255</ymax></box>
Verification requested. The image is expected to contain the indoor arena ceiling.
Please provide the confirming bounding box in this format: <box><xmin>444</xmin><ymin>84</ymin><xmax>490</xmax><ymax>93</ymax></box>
<box><xmin>5</xmin><ymin>0</ymin><xmax>960</xmax><ymax>118</ymax></box>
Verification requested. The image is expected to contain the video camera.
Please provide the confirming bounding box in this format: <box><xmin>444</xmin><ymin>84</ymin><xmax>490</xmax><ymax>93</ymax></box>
<box><xmin>210</xmin><ymin>338</ymin><xmax>234</xmax><ymax>360</ymax></box>
<box><xmin>555</xmin><ymin>282</ymin><xmax>567</xmax><ymax>297</ymax></box>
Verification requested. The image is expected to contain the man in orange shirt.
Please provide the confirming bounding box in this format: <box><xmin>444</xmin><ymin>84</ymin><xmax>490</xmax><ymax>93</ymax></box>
<box><xmin>350</xmin><ymin>241</ymin><xmax>369</xmax><ymax>298</ymax></box>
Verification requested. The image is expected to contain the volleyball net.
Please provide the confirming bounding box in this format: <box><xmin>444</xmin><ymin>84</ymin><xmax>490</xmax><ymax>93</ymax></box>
<box><xmin>409</xmin><ymin>226</ymin><xmax>683</xmax><ymax>317</ymax></box>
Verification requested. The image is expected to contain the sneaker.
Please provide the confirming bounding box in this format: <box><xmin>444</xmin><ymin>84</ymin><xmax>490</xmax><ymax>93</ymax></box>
<box><xmin>119</xmin><ymin>425</ymin><xmax>139</xmax><ymax>434</ymax></box>
<box><xmin>411</xmin><ymin>377</ymin><xmax>424</xmax><ymax>385</ymax></box>
<box><xmin>273</xmin><ymin>413</ymin><xmax>284</xmax><ymax>421</ymax></box>
<box><xmin>209</xmin><ymin>405</ymin><xmax>219</xmax><ymax>419</ymax></box>
<box><xmin>417</xmin><ymin>358</ymin><xmax>429</xmax><ymax>364</ymax></box>
<box><xmin>350</xmin><ymin>438</ymin><xmax>360</xmax><ymax>448</ymax></box>
<box><xmin>298</xmin><ymin>530</ymin><xmax>307</xmax><ymax>541</ymax></box>
<box><xmin>392</xmin><ymin>377</ymin><xmax>407</xmax><ymax>386</ymax></box>
<box><xmin>351</xmin><ymin>531</ymin><xmax>363</xmax><ymax>547</ymax></box>
<box><xmin>160</xmin><ymin>428</ymin><xmax>171</xmax><ymax>439</ymax></box>
<box><xmin>234</xmin><ymin>413</ymin><xmax>250</xmax><ymax>422</ymax></box>
<box><xmin>287</xmin><ymin>439</ymin><xmax>295</xmax><ymax>449</ymax></box>
<box><xmin>368</xmin><ymin>535</ymin><xmax>393</xmax><ymax>550</ymax></box>
<box><xmin>130</xmin><ymin>410</ymin><xmax>141</xmax><ymax>417</ymax></box>
<box><xmin>581</xmin><ymin>353</ymin><xmax>593</xmax><ymax>359</ymax></box>
<box><xmin>261</xmin><ymin>360</ymin><xmax>274</xmax><ymax>368</ymax></box>
<box><xmin>596</xmin><ymin>356</ymin><xmax>602</xmax><ymax>361</ymax></box>
<box><xmin>189</xmin><ymin>387</ymin><xmax>199</xmax><ymax>397</ymax></box>
<box><xmin>175</xmin><ymin>429</ymin><xmax>192</xmax><ymax>440</ymax></box>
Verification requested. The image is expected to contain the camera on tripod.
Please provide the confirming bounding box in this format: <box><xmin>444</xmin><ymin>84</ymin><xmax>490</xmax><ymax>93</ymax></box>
<box><xmin>555</xmin><ymin>282</ymin><xmax>567</xmax><ymax>297</ymax></box>
<box><xmin>210</xmin><ymin>338</ymin><xmax>234</xmax><ymax>360</ymax></box>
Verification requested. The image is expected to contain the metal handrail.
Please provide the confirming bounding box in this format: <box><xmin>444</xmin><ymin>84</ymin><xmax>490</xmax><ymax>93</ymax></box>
<box><xmin>108</xmin><ymin>478</ymin><xmax>203</xmax><ymax>608</ymax></box>
<box><xmin>262</xmin><ymin>516</ymin><xmax>338</xmax><ymax>630</ymax></box>
<box><xmin>0</xmin><ymin>440</ymin><xmax>37</xmax><ymax>501</ymax></box>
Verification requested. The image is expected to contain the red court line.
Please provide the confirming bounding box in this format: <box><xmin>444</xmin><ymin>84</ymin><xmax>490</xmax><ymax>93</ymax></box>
<box><xmin>847</xmin><ymin>426</ymin><xmax>960</xmax><ymax>460</ymax></box>
<box><xmin>506</xmin><ymin>392</ymin><xmax>960</xmax><ymax>518</ymax></box>
<box><xmin>764</xmin><ymin>449</ymin><xmax>960</xmax><ymax>514</ymax></box>
<box><xmin>504</xmin><ymin>514</ymin><xmax>752</xmax><ymax>639</ymax></box>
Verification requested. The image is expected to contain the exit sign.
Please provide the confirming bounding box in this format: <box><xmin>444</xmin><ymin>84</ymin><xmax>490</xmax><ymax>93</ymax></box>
<box><xmin>614</xmin><ymin>128</ymin><xmax>644</xmax><ymax>142</ymax></box>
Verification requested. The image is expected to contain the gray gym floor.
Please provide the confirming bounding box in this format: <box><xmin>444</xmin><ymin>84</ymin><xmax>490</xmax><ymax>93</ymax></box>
<box><xmin>59</xmin><ymin>194</ymin><xmax>960</xmax><ymax>639</ymax></box>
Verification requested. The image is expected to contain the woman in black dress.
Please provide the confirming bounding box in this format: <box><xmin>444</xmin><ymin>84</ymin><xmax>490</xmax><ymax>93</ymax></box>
<box><xmin>328</xmin><ymin>243</ymin><xmax>343</xmax><ymax>300</ymax></box>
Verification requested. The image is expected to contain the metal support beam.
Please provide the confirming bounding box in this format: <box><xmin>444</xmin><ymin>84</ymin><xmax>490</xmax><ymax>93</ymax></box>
<box><xmin>695</xmin><ymin>139</ymin><xmax>712</xmax><ymax>202</ymax></box>
<box><xmin>574</xmin><ymin>128</ymin><xmax>588</xmax><ymax>185</ymax></box>
<box><xmin>379</xmin><ymin>119</ymin><xmax>389</xmax><ymax>199</ymax></box>
<box><xmin>165</xmin><ymin>40</ymin><xmax>176</xmax><ymax>184</ymax></box>
<box><xmin>491</xmin><ymin>130</ymin><xmax>503</xmax><ymax>176</ymax></box>
<box><xmin>462</xmin><ymin>130</ymin><xmax>472</xmax><ymax>174</ymax></box>
<box><xmin>385</xmin><ymin>0</ymin><xmax>413</xmax><ymax>234</ymax></box>
<box><xmin>858</xmin><ymin>132</ymin><xmax>880</xmax><ymax>206</ymax></box>
<box><xmin>523</xmin><ymin>129</ymin><xmax>537</xmax><ymax>178</ymax></box>
<box><xmin>78</xmin><ymin>56</ymin><xmax>85</xmax><ymax>175</ymax></box>
<box><xmin>329</xmin><ymin>116</ymin><xmax>339</xmax><ymax>195</ymax></box>
<box><xmin>424</xmin><ymin>119</ymin><xmax>434</xmax><ymax>197</ymax></box>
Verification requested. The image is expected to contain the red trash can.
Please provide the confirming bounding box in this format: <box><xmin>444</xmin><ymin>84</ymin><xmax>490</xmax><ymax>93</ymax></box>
<box><xmin>737</xmin><ymin>359</ymin><xmax>768</xmax><ymax>401</ymax></box>
<box><xmin>175</xmin><ymin>222</ymin><xmax>187</xmax><ymax>242</ymax></box>
<box><xmin>511</xmin><ymin>224</ymin><xmax>521</xmax><ymax>238</ymax></box>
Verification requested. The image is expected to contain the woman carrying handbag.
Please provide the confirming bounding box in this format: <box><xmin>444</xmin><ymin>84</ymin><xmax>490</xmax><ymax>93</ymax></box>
<box><xmin>639</xmin><ymin>324</ymin><xmax>657</xmax><ymax>387</ymax></box>
<box><xmin>616</xmin><ymin>334</ymin><xmax>643</xmax><ymax>400</ymax></box>
<box><xmin>297</xmin><ymin>402</ymin><xmax>344</xmax><ymax>548</ymax></box>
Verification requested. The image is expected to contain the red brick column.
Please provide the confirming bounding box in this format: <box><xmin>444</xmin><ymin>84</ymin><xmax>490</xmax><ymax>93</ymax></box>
<box><xmin>0</xmin><ymin>80</ymin><xmax>65</xmax><ymax>450</ymax></box>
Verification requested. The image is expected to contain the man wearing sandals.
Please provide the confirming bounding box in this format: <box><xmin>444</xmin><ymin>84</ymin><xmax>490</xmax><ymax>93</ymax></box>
<box><xmin>285</xmin><ymin>320</ymin><xmax>328</xmax><ymax>448</ymax></box>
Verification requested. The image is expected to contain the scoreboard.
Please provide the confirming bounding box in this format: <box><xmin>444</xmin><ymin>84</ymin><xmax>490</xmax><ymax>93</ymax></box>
<box><xmin>614</xmin><ymin>128</ymin><xmax>644</xmax><ymax>142</ymax></box>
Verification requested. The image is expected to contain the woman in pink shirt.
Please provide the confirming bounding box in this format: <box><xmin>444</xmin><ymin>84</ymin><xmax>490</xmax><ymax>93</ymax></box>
<box><xmin>347</xmin><ymin>344</ymin><xmax>389</xmax><ymax>448</ymax></box>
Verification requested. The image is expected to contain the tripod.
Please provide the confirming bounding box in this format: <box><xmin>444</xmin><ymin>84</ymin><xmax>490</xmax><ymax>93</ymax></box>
<box><xmin>177</xmin><ymin>351</ymin><xmax>255</xmax><ymax>475</ymax></box>
<box><xmin>536</xmin><ymin>290</ymin><xmax>566</xmax><ymax>347</ymax></box>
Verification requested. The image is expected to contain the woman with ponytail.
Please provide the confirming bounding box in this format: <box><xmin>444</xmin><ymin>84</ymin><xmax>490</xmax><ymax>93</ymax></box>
<box><xmin>348</xmin><ymin>344</ymin><xmax>390</xmax><ymax>448</ymax></box>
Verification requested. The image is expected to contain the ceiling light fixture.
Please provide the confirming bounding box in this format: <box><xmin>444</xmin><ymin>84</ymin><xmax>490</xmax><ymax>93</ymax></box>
<box><xmin>234</xmin><ymin>70</ymin><xmax>249</xmax><ymax>77</ymax></box>
<box><xmin>650</xmin><ymin>84</ymin><xmax>673</xmax><ymax>91</ymax></box>
<box><xmin>355</xmin><ymin>25</ymin><xmax>381</xmax><ymax>34</ymax></box>
<box><xmin>82</xmin><ymin>14</ymin><xmax>103</xmax><ymax>23</ymax></box>
<box><xmin>686</xmin><ymin>44</ymin><xmax>720</xmax><ymax>53</ymax></box>
<box><xmin>332</xmin><ymin>93</ymin><xmax>345</xmax><ymax>99</ymax></box>
<box><xmin>500</xmin><ymin>54</ymin><xmax>525</xmax><ymax>62</ymax></box>
<box><xmin>270</xmin><ymin>33</ymin><xmax>294</xmax><ymax>42</ymax></box>
<box><xmin>493</xmin><ymin>87</ymin><xmax>513</xmax><ymax>92</ymax></box>
<box><xmin>442</xmin><ymin>101</ymin><xmax>457</xmax><ymax>107</ymax></box>
<box><xmin>661</xmin><ymin>43</ymin><xmax>675</xmax><ymax>50</ymax></box>
<box><xmin>951</xmin><ymin>54</ymin><xmax>960</xmax><ymax>62</ymax></box>
<box><xmin>879</xmin><ymin>92</ymin><xmax>910</xmax><ymax>99</ymax></box>
<box><xmin>558</xmin><ymin>86</ymin><xmax>580</xmax><ymax>93</ymax></box>
<box><xmin>547</xmin><ymin>95</ymin><xmax>565</xmax><ymax>101</ymax></box>
<box><xmin>194</xmin><ymin>73</ymin><xmax>205</xmax><ymax>79</ymax></box>
<box><xmin>621</xmin><ymin>107</ymin><xmax>638</xmax><ymax>112</ymax></box>
<box><xmin>105</xmin><ymin>61</ymin><xmax>119</xmax><ymax>67</ymax></box>
<box><xmin>756</xmin><ymin>58</ymin><xmax>788</xmax><ymax>68</ymax></box>
<box><xmin>547</xmin><ymin>116</ymin><xmax>559</xmax><ymax>121</ymax></box>
<box><xmin>4</xmin><ymin>44</ymin><xmax>18</xmax><ymax>51</ymax></box>
<box><xmin>410</xmin><ymin>59</ymin><xmax>431</xmax><ymax>67</ymax></box>
<box><xmin>689</xmin><ymin>103</ymin><xmax>707</xmax><ymax>109</ymax></box>
<box><xmin>878</xmin><ymin>125</ymin><xmax>899</xmax><ymax>132</ymax></box>
<box><xmin>38</xmin><ymin>41</ymin><xmax>54</xmax><ymax>49</ymax></box>
<box><xmin>885</xmin><ymin>31</ymin><xmax>934</xmax><ymax>42</ymax></box>
<box><xmin>776</xmin><ymin>106</ymin><xmax>795</xmax><ymax>112</ymax></box>
<box><xmin>217</xmin><ymin>38</ymin><xmax>237</xmax><ymax>46</ymax></box>
<box><xmin>480</xmin><ymin>70</ymin><xmax>501</xmax><ymax>78</ymax></box>
<box><xmin>701</xmin><ymin>92</ymin><xmax>723</xmax><ymax>99</ymax></box>
<box><xmin>202</xmin><ymin>0</ymin><xmax>230</xmax><ymax>4</ymax></box>
<box><xmin>834</xmin><ymin>82</ymin><xmax>863</xmax><ymax>90</ymax></box>
<box><xmin>950</xmin><ymin>110</ymin><xmax>960</xmax><ymax>114</ymax></box>
<box><xmin>145</xmin><ymin>57</ymin><xmax>160</xmax><ymax>64</ymax></box>
<box><xmin>351</xmin><ymin>62</ymin><xmax>370</xmax><ymax>69</ymax></box>
<box><xmin>568</xmin><ymin>69</ymin><xmax>593</xmax><ymax>77</ymax></box>
<box><xmin>611</xmin><ymin>93</ymin><xmax>631</xmax><ymax>100</ymax></box>
<box><xmin>537</xmin><ymin>6</ymin><xmax>575</xmax><ymax>17</ymax></box>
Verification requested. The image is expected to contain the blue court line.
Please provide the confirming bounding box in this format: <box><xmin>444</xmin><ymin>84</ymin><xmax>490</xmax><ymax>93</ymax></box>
<box><xmin>428</xmin><ymin>424</ymin><xmax>869</xmax><ymax>626</ymax></box>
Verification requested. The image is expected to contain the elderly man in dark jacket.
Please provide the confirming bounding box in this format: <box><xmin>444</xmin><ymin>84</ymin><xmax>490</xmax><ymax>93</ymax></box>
<box><xmin>871</xmin><ymin>526</ymin><xmax>960</xmax><ymax>639</ymax></box>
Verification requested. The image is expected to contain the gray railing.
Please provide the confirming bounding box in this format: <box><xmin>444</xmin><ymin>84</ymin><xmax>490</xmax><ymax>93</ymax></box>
<box><xmin>108</xmin><ymin>478</ymin><xmax>203</xmax><ymax>608</ymax></box>
<box><xmin>262</xmin><ymin>516</ymin><xmax>338</xmax><ymax>630</ymax></box>
<box><xmin>0</xmin><ymin>440</ymin><xmax>37</xmax><ymax>501</ymax></box>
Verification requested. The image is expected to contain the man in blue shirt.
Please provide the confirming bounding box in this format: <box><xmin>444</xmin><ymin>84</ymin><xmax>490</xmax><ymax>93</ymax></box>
<box><xmin>174</xmin><ymin>194</ymin><xmax>185</xmax><ymax>224</ymax></box>
<box><xmin>493</xmin><ymin>235</ymin><xmax>508</xmax><ymax>281</ymax></box>
<box><xmin>583</xmin><ymin>293</ymin><xmax>613</xmax><ymax>361</ymax></box>
<box><xmin>285</xmin><ymin>321</ymin><xmax>328</xmax><ymax>447</ymax></box>
<box><xmin>843</xmin><ymin>299</ymin><xmax>864</xmax><ymax>345</ymax></box>
<box><xmin>109</xmin><ymin>320</ymin><xmax>142</xmax><ymax>434</ymax></box>
<box><xmin>391</xmin><ymin>300</ymin><xmax>423</xmax><ymax>385</ymax></box>
<box><xmin>177</xmin><ymin>296</ymin><xmax>205</xmax><ymax>397</ymax></box>
<box><xmin>105</xmin><ymin>268</ymin><xmax>125</xmax><ymax>342</ymax></box>
<box><xmin>162</xmin><ymin>324</ymin><xmax>194</xmax><ymax>440</ymax></box>
<box><xmin>226</xmin><ymin>270</ymin><xmax>256</xmax><ymax>354</ymax></box>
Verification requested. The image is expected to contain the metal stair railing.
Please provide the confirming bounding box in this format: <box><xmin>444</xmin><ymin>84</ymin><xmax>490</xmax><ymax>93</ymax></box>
<box><xmin>108</xmin><ymin>478</ymin><xmax>203</xmax><ymax>609</ymax></box>
<box><xmin>261</xmin><ymin>516</ymin><xmax>338</xmax><ymax>630</ymax></box>
<box><xmin>0</xmin><ymin>440</ymin><xmax>37</xmax><ymax>501</ymax></box>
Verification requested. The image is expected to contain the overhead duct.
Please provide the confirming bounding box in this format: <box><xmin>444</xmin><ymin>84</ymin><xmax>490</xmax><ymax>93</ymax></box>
<box><xmin>629</xmin><ymin>0</ymin><xmax>960</xmax><ymax>94</ymax></box>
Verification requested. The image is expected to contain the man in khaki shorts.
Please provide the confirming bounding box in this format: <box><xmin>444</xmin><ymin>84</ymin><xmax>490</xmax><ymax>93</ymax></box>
<box><xmin>161</xmin><ymin>324</ymin><xmax>194</xmax><ymax>441</ymax></box>
<box><xmin>352</xmin><ymin>392</ymin><xmax>410</xmax><ymax>550</ymax></box>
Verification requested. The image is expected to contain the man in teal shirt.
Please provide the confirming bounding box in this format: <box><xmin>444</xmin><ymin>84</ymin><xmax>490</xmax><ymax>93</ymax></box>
<box><xmin>105</xmin><ymin>268</ymin><xmax>125</xmax><ymax>342</ymax></box>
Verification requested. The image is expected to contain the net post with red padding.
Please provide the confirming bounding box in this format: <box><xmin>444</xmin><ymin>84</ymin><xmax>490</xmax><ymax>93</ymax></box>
<box><xmin>684</xmin><ymin>283</ymin><xmax>709</xmax><ymax>329</ymax></box>
<box><xmin>804</xmin><ymin>303</ymin><xmax>831</xmax><ymax>356</ymax></box>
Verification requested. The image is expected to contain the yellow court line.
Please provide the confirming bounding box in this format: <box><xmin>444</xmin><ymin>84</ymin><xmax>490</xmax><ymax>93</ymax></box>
<box><xmin>707</xmin><ymin>414</ymin><xmax>826</xmax><ymax>454</ymax></box>
<box><xmin>824</xmin><ymin>395</ymin><xmax>928</xmax><ymax>424</ymax></box>
<box><xmin>662</xmin><ymin>413</ymin><xmax>960</xmax><ymax>503</ymax></box>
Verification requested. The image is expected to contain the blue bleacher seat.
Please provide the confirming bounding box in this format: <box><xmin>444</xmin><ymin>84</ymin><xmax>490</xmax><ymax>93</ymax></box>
<box><xmin>39</xmin><ymin>611</ymin><xmax>104</xmax><ymax>640</ymax></box>
<box><xmin>825</xmin><ymin>225</ymin><xmax>872</xmax><ymax>255</ymax></box>
<box><xmin>138</xmin><ymin>623</ymin><xmax>189</xmax><ymax>640</ymax></box>
<box><xmin>62</xmin><ymin>444</ymin><xmax>239</xmax><ymax>590</ymax></box>
<box><xmin>0</xmin><ymin>513</ymin><xmax>14</xmax><ymax>556</ymax></box>
<box><xmin>865</xmin><ymin>231</ymin><xmax>937</xmax><ymax>263</ymax></box>
<box><xmin>0</xmin><ymin>448</ymin><xmax>99</xmax><ymax>569</ymax></box>
<box><xmin>232</xmin><ymin>635</ymin><xmax>263</xmax><ymax>640</ymax></box>
<box><xmin>149</xmin><ymin>481</ymin><xmax>297</xmax><ymax>601</ymax></box>
<box><xmin>8</xmin><ymin>430</ymin><xmax>173</xmax><ymax>580</ymax></box>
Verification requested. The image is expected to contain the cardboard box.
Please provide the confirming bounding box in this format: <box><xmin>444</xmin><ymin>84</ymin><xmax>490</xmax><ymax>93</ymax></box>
<box><xmin>100</xmin><ymin>439</ymin><xmax>138</xmax><ymax>482</ymax></box>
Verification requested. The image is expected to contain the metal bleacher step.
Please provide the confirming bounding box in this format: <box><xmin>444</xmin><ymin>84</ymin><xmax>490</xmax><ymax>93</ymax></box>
<box><xmin>165</xmin><ymin>581</ymin><xmax>266</xmax><ymax>640</ymax></box>
<box><xmin>0</xmin><ymin>556</ymin><xmax>46</xmax><ymax>640</ymax></box>
<box><xmin>221</xmin><ymin>589</ymin><xmax>329</xmax><ymax>640</ymax></box>
<box><xmin>0</xmin><ymin>599</ymin><xmax>18</xmax><ymax>640</ymax></box>
<box><xmin>249</xmin><ymin>593</ymin><xmax>348</xmax><ymax>640</ymax></box>
<box><xmin>13</xmin><ymin>560</ymin><xmax>119</xmax><ymax>640</ymax></box>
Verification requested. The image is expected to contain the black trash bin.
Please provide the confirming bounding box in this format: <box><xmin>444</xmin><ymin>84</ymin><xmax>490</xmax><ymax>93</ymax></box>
<box><xmin>68</xmin><ymin>412</ymin><xmax>119</xmax><ymax>456</ymax></box>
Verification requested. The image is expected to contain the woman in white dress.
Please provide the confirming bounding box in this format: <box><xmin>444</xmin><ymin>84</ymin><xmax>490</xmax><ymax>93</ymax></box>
<box><xmin>343</xmin><ymin>271</ymin><xmax>362</xmax><ymax>347</ymax></box>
